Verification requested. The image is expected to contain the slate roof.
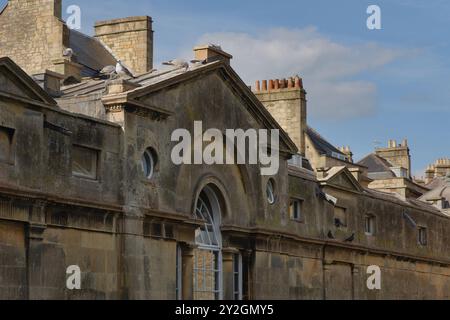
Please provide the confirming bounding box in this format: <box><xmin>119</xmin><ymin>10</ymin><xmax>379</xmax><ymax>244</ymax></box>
<box><xmin>306</xmin><ymin>126</ymin><xmax>346</xmax><ymax>158</ymax></box>
<box><xmin>69</xmin><ymin>30</ymin><xmax>117</xmax><ymax>77</ymax></box>
<box><xmin>59</xmin><ymin>64</ymin><xmax>189</xmax><ymax>97</ymax></box>
<box><xmin>420</xmin><ymin>175</ymin><xmax>450</xmax><ymax>202</ymax></box>
<box><xmin>358</xmin><ymin>153</ymin><xmax>395</xmax><ymax>179</ymax></box>
<box><xmin>57</xmin><ymin>60</ymin><xmax>299</xmax><ymax>155</ymax></box>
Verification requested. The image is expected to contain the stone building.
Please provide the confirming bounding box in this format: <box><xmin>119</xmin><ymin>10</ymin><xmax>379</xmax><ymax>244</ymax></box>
<box><xmin>358</xmin><ymin>141</ymin><xmax>430</xmax><ymax>199</ymax></box>
<box><xmin>0</xmin><ymin>0</ymin><xmax>449</xmax><ymax>300</ymax></box>
<box><xmin>424</xmin><ymin>159</ymin><xmax>450</xmax><ymax>185</ymax></box>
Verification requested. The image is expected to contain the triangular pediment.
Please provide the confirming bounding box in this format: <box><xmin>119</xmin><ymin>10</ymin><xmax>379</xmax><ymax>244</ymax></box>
<box><xmin>127</xmin><ymin>61</ymin><xmax>298</xmax><ymax>155</ymax></box>
<box><xmin>322</xmin><ymin>167</ymin><xmax>364</xmax><ymax>193</ymax></box>
<box><xmin>0</xmin><ymin>57</ymin><xmax>56</xmax><ymax>106</ymax></box>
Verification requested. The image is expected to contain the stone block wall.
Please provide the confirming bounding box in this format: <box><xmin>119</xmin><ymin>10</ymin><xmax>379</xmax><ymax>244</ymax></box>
<box><xmin>0</xmin><ymin>0</ymin><xmax>69</xmax><ymax>75</ymax></box>
<box><xmin>253</xmin><ymin>77</ymin><xmax>307</xmax><ymax>155</ymax></box>
<box><xmin>94</xmin><ymin>16</ymin><xmax>153</xmax><ymax>75</ymax></box>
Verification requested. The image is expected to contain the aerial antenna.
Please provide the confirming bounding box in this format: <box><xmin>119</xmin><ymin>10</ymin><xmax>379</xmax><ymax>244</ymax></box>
<box><xmin>373</xmin><ymin>140</ymin><xmax>381</xmax><ymax>149</ymax></box>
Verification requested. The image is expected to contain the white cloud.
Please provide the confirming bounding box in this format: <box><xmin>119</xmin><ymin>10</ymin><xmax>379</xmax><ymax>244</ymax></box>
<box><xmin>187</xmin><ymin>27</ymin><xmax>405</xmax><ymax>120</ymax></box>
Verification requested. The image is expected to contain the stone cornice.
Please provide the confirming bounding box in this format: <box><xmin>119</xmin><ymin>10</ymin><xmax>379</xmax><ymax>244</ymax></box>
<box><xmin>221</xmin><ymin>225</ymin><xmax>450</xmax><ymax>267</ymax></box>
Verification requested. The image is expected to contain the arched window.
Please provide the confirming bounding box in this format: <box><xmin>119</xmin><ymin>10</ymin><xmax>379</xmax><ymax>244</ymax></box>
<box><xmin>141</xmin><ymin>148</ymin><xmax>157</xmax><ymax>179</ymax></box>
<box><xmin>266</xmin><ymin>179</ymin><xmax>276</xmax><ymax>205</ymax></box>
<box><xmin>194</xmin><ymin>188</ymin><xmax>222</xmax><ymax>248</ymax></box>
<box><xmin>193</xmin><ymin>185</ymin><xmax>223</xmax><ymax>300</ymax></box>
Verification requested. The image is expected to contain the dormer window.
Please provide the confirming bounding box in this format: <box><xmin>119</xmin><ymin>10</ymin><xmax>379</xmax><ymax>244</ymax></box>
<box><xmin>391</xmin><ymin>167</ymin><xmax>408</xmax><ymax>178</ymax></box>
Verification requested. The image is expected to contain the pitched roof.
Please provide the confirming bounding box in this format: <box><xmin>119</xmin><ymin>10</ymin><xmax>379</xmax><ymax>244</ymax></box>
<box><xmin>420</xmin><ymin>175</ymin><xmax>450</xmax><ymax>202</ymax></box>
<box><xmin>358</xmin><ymin>153</ymin><xmax>395</xmax><ymax>179</ymax></box>
<box><xmin>306</xmin><ymin>126</ymin><xmax>346</xmax><ymax>158</ymax></box>
<box><xmin>0</xmin><ymin>57</ymin><xmax>57</xmax><ymax>106</ymax></box>
<box><xmin>59</xmin><ymin>60</ymin><xmax>299</xmax><ymax>155</ymax></box>
<box><xmin>69</xmin><ymin>30</ymin><xmax>117</xmax><ymax>77</ymax></box>
<box><xmin>317</xmin><ymin>166</ymin><xmax>364</xmax><ymax>193</ymax></box>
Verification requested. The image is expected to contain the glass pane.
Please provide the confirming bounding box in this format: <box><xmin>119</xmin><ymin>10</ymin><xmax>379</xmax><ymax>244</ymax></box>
<box><xmin>142</xmin><ymin>149</ymin><xmax>154</xmax><ymax>178</ymax></box>
<box><xmin>193</xmin><ymin>250</ymin><xmax>220</xmax><ymax>300</ymax></box>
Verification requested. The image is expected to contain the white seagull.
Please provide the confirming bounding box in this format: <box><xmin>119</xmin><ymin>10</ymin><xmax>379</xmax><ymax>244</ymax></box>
<box><xmin>162</xmin><ymin>59</ymin><xmax>189</xmax><ymax>70</ymax></box>
<box><xmin>116</xmin><ymin>60</ymin><xmax>134</xmax><ymax>78</ymax></box>
<box><xmin>99</xmin><ymin>65</ymin><xmax>117</xmax><ymax>79</ymax></box>
<box><xmin>63</xmin><ymin>48</ymin><xmax>74</xmax><ymax>59</ymax></box>
<box><xmin>189</xmin><ymin>59</ymin><xmax>208</xmax><ymax>70</ymax></box>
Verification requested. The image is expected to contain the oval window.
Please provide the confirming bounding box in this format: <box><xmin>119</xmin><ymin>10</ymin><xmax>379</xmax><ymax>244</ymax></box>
<box><xmin>142</xmin><ymin>148</ymin><xmax>157</xmax><ymax>179</ymax></box>
<box><xmin>266</xmin><ymin>179</ymin><xmax>276</xmax><ymax>205</ymax></box>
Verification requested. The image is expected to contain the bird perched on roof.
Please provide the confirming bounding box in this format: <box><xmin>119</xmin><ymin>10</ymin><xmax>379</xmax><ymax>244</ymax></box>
<box><xmin>116</xmin><ymin>60</ymin><xmax>134</xmax><ymax>78</ymax></box>
<box><xmin>63</xmin><ymin>48</ymin><xmax>74</xmax><ymax>59</ymax></box>
<box><xmin>327</xmin><ymin>231</ymin><xmax>335</xmax><ymax>240</ymax></box>
<box><xmin>208</xmin><ymin>43</ymin><xmax>223</xmax><ymax>51</ymax></box>
<box><xmin>344</xmin><ymin>233</ymin><xmax>355</xmax><ymax>242</ymax></box>
<box><xmin>334</xmin><ymin>218</ymin><xmax>346</xmax><ymax>228</ymax></box>
<box><xmin>99</xmin><ymin>65</ymin><xmax>117</xmax><ymax>79</ymax></box>
<box><xmin>162</xmin><ymin>59</ymin><xmax>189</xmax><ymax>70</ymax></box>
<box><xmin>189</xmin><ymin>59</ymin><xmax>207</xmax><ymax>69</ymax></box>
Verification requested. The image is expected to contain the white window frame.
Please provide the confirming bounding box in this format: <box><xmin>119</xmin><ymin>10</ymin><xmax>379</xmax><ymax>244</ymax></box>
<box><xmin>193</xmin><ymin>187</ymin><xmax>224</xmax><ymax>300</ymax></box>
<box><xmin>193</xmin><ymin>249</ymin><xmax>223</xmax><ymax>300</ymax></box>
<box><xmin>418</xmin><ymin>227</ymin><xmax>428</xmax><ymax>246</ymax></box>
<box><xmin>233</xmin><ymin>253</ymin><xmax>243</xmax><ymax>301</ymax></box>
<box><xmin>365</xmin><ymin>214</ymin><xmax>376</xmax><ymax>236</ymax></box>
<box><xmin>266</xmin><ymin>179</ymin><xmax>276</xmax><ymax>205</ymax></box>
<box><xmin>290</xmin><ymin>199</ymin><xmax>303</xmax><ymax>222</ymax></box>
<box><xmin>142</xmin><ymin>148</ymin><xmax>156</xmax><ymax>180</ymax></box>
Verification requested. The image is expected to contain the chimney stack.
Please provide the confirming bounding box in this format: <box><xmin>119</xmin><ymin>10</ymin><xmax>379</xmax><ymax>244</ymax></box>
<box><xmin>193</xmin><ymin>44</ymin><xmax>233</xmax><ymax>65</ymax></box>
<box><xmin>95</xmin><ymin>16</ymin><xmax>154</xmax><ymax>75</ymax></box>
<box><xmin>375</xmin><ymin>139</ymin><xmax>412</xmax><ymax>179</ymax></box>
<box><xmin>252</xmin><ymin>76</ymin><xmax>307</xmax><ymax>155</ymax></box>
<box><xmin>0</xmin><ymin>0</ymin><xmax>70</xmax><ymax>76</ymax></box>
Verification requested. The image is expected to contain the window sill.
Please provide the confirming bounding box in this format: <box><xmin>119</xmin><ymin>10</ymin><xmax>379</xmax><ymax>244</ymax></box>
<box><xmin>72</xmin><ymin>174</ymin><xmax>99</xmax><ymax>182</ymax></box>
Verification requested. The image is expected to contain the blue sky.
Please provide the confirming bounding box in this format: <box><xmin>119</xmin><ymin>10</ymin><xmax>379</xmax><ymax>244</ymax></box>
<box><xmin>2</xmin><ymin>0</ymin><xmax>449</xmax><ymax>176</ymax></box>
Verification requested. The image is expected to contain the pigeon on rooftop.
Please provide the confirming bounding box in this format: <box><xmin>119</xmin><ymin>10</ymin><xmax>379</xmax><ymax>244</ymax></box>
<box><xmin>162</xmin><ymin>59</ymin><xmax>189</xmax><ymax>70</ymax></box>
<box><xmin>327</xmin><ymin>231</ymin><xmax>335</xmax><ymax>240</ymax></box>
<box><xmin>344</xmin><ymin>233</ymin><xmax>355</xmax><ymax>242</ymax></box>
<box><xmin>208</xmin><ymin>43</ymin><xmax>222</xmax><ymax>51</ymax></box>
<box><xmin>99</xmin><ymin>65</ymin><xmax>117</xmax><ymax>79</ymax></box>
<box><xmin>189</xmin><ymin>59</ymin><xmax>208</xmax><ymax>70</ymax></box>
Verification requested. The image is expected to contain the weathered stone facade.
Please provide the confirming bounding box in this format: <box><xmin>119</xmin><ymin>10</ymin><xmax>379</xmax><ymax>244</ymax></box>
<box><xmin>0</xmin><ymin>1</ymin><xmax>449</xmax><ymax>300</ymax></box>
<box><xmin>0</xmin><ymin>0</ymin><xmax>69</xmax><ymax>76</ymax></box>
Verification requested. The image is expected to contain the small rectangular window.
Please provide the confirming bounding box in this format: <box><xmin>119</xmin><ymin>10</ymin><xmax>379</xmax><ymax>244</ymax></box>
<box><xmin>334</xmin><ymin>206</ymin><xmax>347</xmax><ymax>228</ymax></box>
<box><xmin>0</xmin><ymin>126</ymin><xmax>14</xmax><ymax>164</ymax></box>
<box><xmin>72</xmin><ymin>145</ymin><xmax>98</xmax><ymax>180</ymax></box>
<box><xmin>418</xmin><ymin>227</ymin><xmax>428</xmax><ymax>246</ymax></box>
<box><xmin>289</xmin><ymin>199</ymin><xmax>303</xmax><ymax>222</ymax></box>
<box><xmin>365</xmin><ymin>215</ymin><xmax>376</xmax><ymax>236</ymax></box>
